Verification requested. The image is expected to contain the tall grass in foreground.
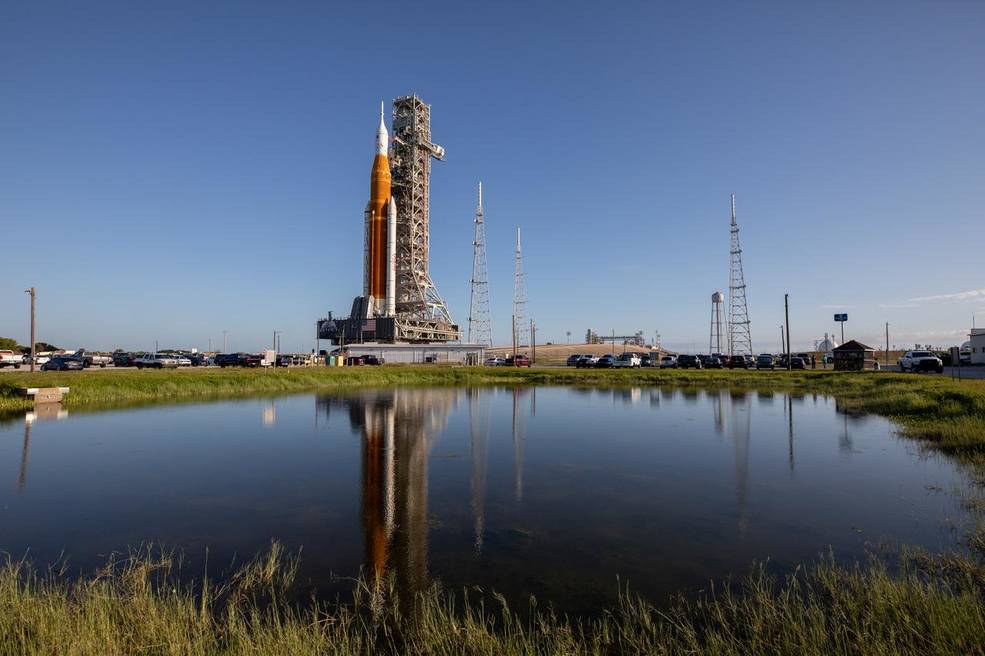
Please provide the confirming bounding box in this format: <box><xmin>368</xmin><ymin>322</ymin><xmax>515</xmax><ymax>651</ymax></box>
<box><xmin>2</xmin><ymin>544</ymin><xmax>984</xmax><ymax>655</ymax></box>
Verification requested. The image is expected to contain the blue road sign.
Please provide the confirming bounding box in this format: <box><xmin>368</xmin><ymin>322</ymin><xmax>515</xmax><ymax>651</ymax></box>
<box><xmin>834</xmin><ymin>313</ymin><xmax>848</xmax><ymax>322</ymax></box>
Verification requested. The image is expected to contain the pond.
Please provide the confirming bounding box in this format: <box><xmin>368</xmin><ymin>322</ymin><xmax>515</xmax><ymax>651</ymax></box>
<box><xmin>0</xmin><ymin>387</ymin><xmax>971</xmax><ymax>612</ymax></box>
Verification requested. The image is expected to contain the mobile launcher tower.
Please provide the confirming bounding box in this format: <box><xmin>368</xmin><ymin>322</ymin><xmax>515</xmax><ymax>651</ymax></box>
<box><xmin>319</xmin><ymin>96</ymin><xmax>460</xmax><ymax>345</ymax></box>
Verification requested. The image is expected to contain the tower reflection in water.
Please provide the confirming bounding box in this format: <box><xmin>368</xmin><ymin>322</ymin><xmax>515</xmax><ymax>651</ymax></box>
<box><xmin>319</xmin><ymin>389</ymin><xmax>456</xmax><ymax>599</ymax></box>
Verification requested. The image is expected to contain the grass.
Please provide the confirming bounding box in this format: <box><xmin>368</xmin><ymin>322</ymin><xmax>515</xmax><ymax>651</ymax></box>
<box><xmin>2</xmin><ymin>543</ymin><xmax>984</xmax><ymax>655</ymax></box>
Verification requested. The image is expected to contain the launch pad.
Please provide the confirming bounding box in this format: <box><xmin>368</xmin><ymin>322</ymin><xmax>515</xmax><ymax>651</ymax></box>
<box><xmin>319</xmin><ymin>95</ymin><xmax>460</xmax><ymax>345</ymax></box>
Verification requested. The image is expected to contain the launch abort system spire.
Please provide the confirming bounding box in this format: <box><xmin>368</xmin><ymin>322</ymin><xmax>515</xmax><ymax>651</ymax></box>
<box><xmin>728</xmin><ymin>194</ymin><xmax>753</xmax><ymax>356</ymax></box>
<box><xmin>467</xmin><ymin>182</ymin><xmax>492</xmax><ymax>346</ymax></box>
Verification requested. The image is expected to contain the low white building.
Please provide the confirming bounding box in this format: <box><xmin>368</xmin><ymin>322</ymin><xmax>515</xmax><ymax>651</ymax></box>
<box><xmin>340</xmin><ymin>342</ymin><xmax>486</xmax><ymax>365</ymax></box>
<box><xmin>969</xmin><ymin>329</ymin><xmax>985</xmax><ymax>365</ymax></box>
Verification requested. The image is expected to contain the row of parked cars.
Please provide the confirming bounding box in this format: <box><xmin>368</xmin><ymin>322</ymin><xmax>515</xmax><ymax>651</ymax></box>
<box><xmin>670</xmin><ymin>353</ymin><xmax>817</xmax><ymax>370</ymax></box>
<box><xmin>566</xmin><ymin>353</ymin><xmax>650</xmax><ymax>368</ymax></box>
<box><xmin>561</xmin><ymin>352</ymin><xmax>821</xmax><ymax>370</ymax></box>
<box><xmin>484</xmin><ymin>355</ymin><xmax>532</xmax><ymax>367</ymax></box>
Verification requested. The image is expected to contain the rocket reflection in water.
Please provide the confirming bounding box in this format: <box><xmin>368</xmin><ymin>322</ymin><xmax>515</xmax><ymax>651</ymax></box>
<box><xmin>320</xmin><ymin>389</ymin><xmax>455</xmax><ymax>596</ymax></box>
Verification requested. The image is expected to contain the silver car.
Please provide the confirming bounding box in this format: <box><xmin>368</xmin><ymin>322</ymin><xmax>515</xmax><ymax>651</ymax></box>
<box><xmin>135</xmin><ymin>354</ymin><xmax>179</xmax><ymax>369</ymax></box>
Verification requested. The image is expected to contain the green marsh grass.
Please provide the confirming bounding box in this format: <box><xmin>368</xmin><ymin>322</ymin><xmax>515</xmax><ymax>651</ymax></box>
<box><xmin>1</xmin><ymin>544</ymin><xmax>984</xmax><ymax>655</ymax></box>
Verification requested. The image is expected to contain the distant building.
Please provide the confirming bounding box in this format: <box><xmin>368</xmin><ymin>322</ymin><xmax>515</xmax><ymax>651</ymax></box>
<box><xmin>832</xmin><ymin>340</ymin><xmax>877</xmax><ymax>371</ymax></box>
<box><xmin>969</xmin><ymin>329</ymin><xmax>985</xmax><ymax>365</ymax></box>
<box><xmin>816</xmin><ymin>333</ymin><xmax>839</xmax><ymax>353</ymax></box>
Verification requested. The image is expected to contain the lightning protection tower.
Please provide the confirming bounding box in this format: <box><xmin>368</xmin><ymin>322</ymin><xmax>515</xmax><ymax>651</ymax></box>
<box><xmin>512</xmin><ymin>227</ymin><xmax>529</xmax><ymax>349</ymax></box>
<box><xmin>728</xmin><ymin>194</ymin><xmax>753</xmax><ymax>356</ymax></box>
<box><xmin>710</xmin><ymin>291</ymin><xmax>725</xmax><ymax>354</ymax></box>
<box><xmin>467</xmin><ymin>182</ymin><xmax>492</xmax><ymax>346</ymax></box>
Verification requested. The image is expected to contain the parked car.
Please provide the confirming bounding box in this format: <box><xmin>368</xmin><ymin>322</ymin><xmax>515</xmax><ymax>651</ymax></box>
<box><xmin>576</xmin><ymin>355</ymin><xmax>599</xmax><ymax>368</ymax></box>
<box><xmin>756</xmin><ymin>354</ymin><xmax>776</xmax><ymax>370</ymax></box>
<box><xmin>0</xmin><ymin>350</ymin><xmax>25</xmax><ymax>368</ymax></box>
<box><xmin>484</xmin><ymin>356</ymin><xmax>504</xmax><ymax>366</ymax></box>
<box><xmin>898</xmin><ymin>350</ymin><xmax>944</xmax><ymax>373</ymax></box>
<box><xmin>729</xmin><ymin>355</ymin><xmax>754</xmax><ymax>369</ymax></box>
<box><xmin>566</xmin><ymin>354</ymin><xmax>584</xmax><ymax>367</ymax></box>
<box><xmin>214</xmin><ymin>353</ymin><xmax>240</xmax><ymax>367</ymax></box>
<box><xmin>505</xmin><ymin>354</ymin><xmax>531</xmax><ymax>367</ymax></box>
<box><xmin>595</xmin><ymin>355</ymin><xmax>617</xmax><ymax>368</ymax></box>
<box><xmin>677</xmin><ymin>354</ymin><xmax>702</xmax><ymax>369</ymax></box>
<box><xmin>790</xmin><ymin>356</ymin><xmax>807</xmax><ymax>370</ymax></box>
<box><xmin>76</xmin><ymin>349</ymin><xmax>111</xmax><ymax>368</ymax></box>
<box><xmin>135</xmin><ymin>354</ymin><xmax>179</xmax><ymax>369</ymax></box>
<box><xmin>187</xmin><ymin>353</ymin><xmax>209</xmax><ymax>367</ymax></box>
<box><xmin>614</xmin><ymin>353</ymin><xmax>641</xmax><ymax>368</ymax></box>
<box><xmin>659</xmin><ymin>355</ymin><xmax>678</xmax><ymax>369</ymax></box>
<box><xmin>174</xmin><ymin>355</ymin><xmax>192</xmax><ymax>367</ymax></box>
<box><xmin>41</xmin><ymin>356</ymin><xmax>85</xmax><ymax>371</ymax></box>
<box><xmin>112</xmin><ymin>352</ymin><xmax>136</xmax><ymax>367</ymax></box>
<box><xmin>704</xmin><ymin>355</ymin><xmax>724</xmax><ymax>369</ymax></box>
<box><xmin>362</xmin><ymin>355</ymin><xmax>383</xmax><ymax>366</ymax></box>
<box><xmin>796</xmin><ymin>353</ymin><xmax>816</xmax><ymax>368</ymax></box>
<box><xmin>640</xmin><ymin>355</ymin><xmax>652</xmax><ymax>367</ymax></box>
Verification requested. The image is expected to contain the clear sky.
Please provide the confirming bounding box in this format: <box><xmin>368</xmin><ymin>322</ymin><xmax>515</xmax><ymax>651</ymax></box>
<box><xmin>1</xmin><ymin>1</ymin><xmax>983</xmax><ymax>353</ymax></box>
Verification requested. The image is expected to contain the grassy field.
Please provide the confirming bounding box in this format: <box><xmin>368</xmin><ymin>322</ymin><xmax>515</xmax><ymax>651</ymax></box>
<box><xmin>2</xmin><ymin>542</ymin><xmax>983</xmax><ymax>655</ymax></box>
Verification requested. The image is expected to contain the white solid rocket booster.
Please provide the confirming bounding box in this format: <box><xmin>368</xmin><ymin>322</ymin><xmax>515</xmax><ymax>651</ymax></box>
<box><xmin>386</xmin><ymin>197</ymin><xmax>396</xmax><ymax>317</ymax></box>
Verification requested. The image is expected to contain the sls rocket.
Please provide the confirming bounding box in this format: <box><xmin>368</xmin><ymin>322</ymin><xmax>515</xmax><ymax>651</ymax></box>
<box><xmin>364</xmin><ymin>102</ymin><xmax>397</xmax><ymax>317</ymax></box>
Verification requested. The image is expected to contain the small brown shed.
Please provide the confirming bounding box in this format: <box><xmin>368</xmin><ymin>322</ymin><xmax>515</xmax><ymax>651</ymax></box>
<box><xmin>832</xmin><ymin>340</ymin><xmax>877</xmax><ymax>371</ymax></box>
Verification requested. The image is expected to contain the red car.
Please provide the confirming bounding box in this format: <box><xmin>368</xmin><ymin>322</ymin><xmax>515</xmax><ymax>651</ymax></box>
<box><xmin>505</xmin><ymin>355</ymin><xmax>531</xmax><ymax>367</ymax></box>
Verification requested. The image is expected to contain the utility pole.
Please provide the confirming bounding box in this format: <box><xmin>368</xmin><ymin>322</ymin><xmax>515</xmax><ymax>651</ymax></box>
<box><xmin>784</xmin><ymin>293</ymin><xmax>791</xmax><ymax>371</ymax></box>
<box><xmin>208</xmin><ymin>337</ymin><xmax>212</xmax><ymax>353</ymax></box>
<box><xmin>885</xmin><ymin>322</ymin><xmax>890</xmax><ymax>366</ymax></box>
<box><xmin>222</xmin><ymin>330</ymin><xmax>228</xmax><ymax>353</ymax></box>
<box><xmin>530</xmin><ymin>319</ymin><xmax>536</xmax><ymax>364</ymax></box>
<box><xmin>24</xmin><ymin>288</ymin><xmax>36</xmax><ymax>373</ymax></box>
<box><xmin>780</xmin><ymin>325</ymin><xmax>785</xmax><ymax>355</ymax></box>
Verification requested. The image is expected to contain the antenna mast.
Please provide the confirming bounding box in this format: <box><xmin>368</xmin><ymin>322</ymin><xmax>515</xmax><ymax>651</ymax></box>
<box><xmin>467</xmin><ymin>182</ymin><xmax>492</xmax><ymax>346</ymax></box>
<box><xmin>513</xmin><ymin>228</ymin><xmax>529</xmax><ymax>349</ymax></box>
<box><xmin>728</xmin><ymin>194</ymin><xmax>753</xmax><ymax>356</ymax></box>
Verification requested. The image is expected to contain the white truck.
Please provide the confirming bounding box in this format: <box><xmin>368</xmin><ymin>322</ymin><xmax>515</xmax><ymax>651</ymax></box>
<box><xmin>0</xmin><ymin>350</ymin><xmax>25</xmax><ymax>368</ymax></box>
<box><xmin>75</xmin><ymin>349</ymin><xmax>112</xmax><ymax>368</ymax></box>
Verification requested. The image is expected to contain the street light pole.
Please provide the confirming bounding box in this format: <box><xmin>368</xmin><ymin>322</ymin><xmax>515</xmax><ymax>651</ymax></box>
<box><xmin>24</xmin><ymin>288</ymin><xmax>36</xmax><ymax>373</ymax></box>
<box><xmin>222</xmin><ymin>330</ymin><xmax>228</xmax><ymax>353</ymax></box>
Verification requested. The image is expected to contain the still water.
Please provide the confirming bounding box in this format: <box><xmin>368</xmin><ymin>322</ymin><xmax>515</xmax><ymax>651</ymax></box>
<box><xmin>0</xmin><ymin>387</ymin><xmax>971</xmax><ymax>611</ymax></box>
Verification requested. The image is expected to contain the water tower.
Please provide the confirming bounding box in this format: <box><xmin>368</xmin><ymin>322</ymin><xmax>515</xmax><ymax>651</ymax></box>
<box><xmin>710</xmin><ymin>291</ymin><xmax>725</xmax><ymax>355</ymax></box>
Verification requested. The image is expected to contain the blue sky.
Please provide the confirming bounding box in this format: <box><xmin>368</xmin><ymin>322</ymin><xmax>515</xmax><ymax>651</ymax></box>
<box><xmin>1</xmin><ymin>1</ymin><xmax>983</xmax><ymax>353</ymax></box>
